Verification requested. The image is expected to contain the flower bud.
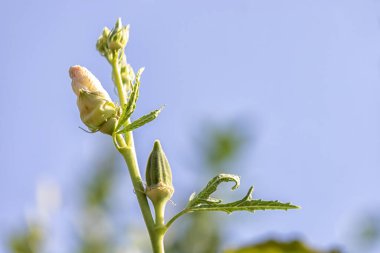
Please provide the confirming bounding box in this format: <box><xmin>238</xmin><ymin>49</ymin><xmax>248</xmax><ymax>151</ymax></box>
<box><xmin>77</xmin><ymin>91</ymin><xmax>119</xmax><ymax>134</ymax></box>
<box><xmin>96</xmin><ymin>27</ymin><xmax>111</xmax><ymax>57</ymax></box>
<box><xmin>69</xmin><ymin>65</ymin><xmax>119</xmax><ymax>135</ymax></box>
<box><xmin>69</xmin><ymin>65</ymin><xmax>111</xmax><ymax>100</ymax></box>
<box><xmin>145</xmin><ymin>140</ymin><xmax>174</xmax><ymax>205</ymax></box>
<box><xmin>120</xmin><ymin>54</ymin><xmax>135</xmax><ymax>90</ymax></box>
<box><xmin>107</xmin><ymin>18</ymin><xmax>129</xmax><ymax>51</ymax></box>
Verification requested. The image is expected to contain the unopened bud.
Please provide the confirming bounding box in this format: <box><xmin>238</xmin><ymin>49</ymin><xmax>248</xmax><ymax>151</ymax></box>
<box><xmin>69</xmin><ymin>65</ymin><xmax>119</xmax><ymax>135</ymax></box>
<box><xmin>96</xmin><ymin>27</ymin><xmax>111</xmax><ymax>57</ymax></box>
<box><xmin>120</xmin><ymin>63</ymin><xmax>135</xmax><ymax>89</ymax></box>
<box><xmin>77</xmin><ymin>91</ymin><xmax>119</xmax><ymax>134</ymax></box>
<box><xmin>69</xmin><ymin>65</ymin><xmax>111</xmax><ymax>100</ymax></box>
<box><xmin>145</xmin><ymin>140</ymin><xmax>174</xmax><ymax>205</ymax></box>
<box><xmin>107</xmin><ymin>18</ymin><xmax>129</xmax><ymax>51</ymax></box>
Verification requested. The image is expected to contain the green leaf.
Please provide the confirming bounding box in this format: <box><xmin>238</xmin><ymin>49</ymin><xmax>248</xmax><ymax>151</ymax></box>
<box><xmin>188</xmin><ymin>175</ymin><xmax>298</xmax><ymax>214</ymax></box>
<box><xmin>115</xmin><ymin>68</ymin><xmax>144</xmax><ymax>131</ymax></box>
<box><xmin>116</xmin><ymin>107</ymin><xmax>163</xmax><ymax>134</ymax></box>
<box><xmin>166</xmin><ymin>174</ymin><xmax>299</xmax><ymax>229</ymax></box>
<box><xmin>188</xmin><ymin>174</ymin><xmax>240</xmax><ymax>207</ymax></box>
<box><xmin>188</xmin><ymin>185</ymin><xmax>298</xmax><ymax>214</ymax></box>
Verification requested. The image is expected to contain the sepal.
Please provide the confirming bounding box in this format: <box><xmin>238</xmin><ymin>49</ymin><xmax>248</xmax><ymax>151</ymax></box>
<box><xmin>77</xmin><ymin>90</ymin><xmax>120</xmax><ymax>135</ymax></box>
<box><xmin>107</xmin><ymin>18</ymin><xmax>129</xmax><ymax>51</ymax></box>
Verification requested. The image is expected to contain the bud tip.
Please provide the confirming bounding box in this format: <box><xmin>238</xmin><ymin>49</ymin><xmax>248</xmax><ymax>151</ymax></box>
<box><xmin>115</xmin><ymin>18</ymin><xmax>122</xmax><ymax>29</ymax></box>
<box><xmin>69</xmin><ymin>65</ymin><xmax>82</xmax><ymax>79</ymax></box>
<box><xmin>153</xmin><ymin>139</ymin><xmax>162</xmax><ymax>151</ymax></box>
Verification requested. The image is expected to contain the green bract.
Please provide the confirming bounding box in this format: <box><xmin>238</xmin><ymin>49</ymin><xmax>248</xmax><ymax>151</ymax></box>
<box><xmin>119</xmin><ymin>54</ymin><xmax>135</xmax><ymax>89</ymax></box>
<box><xmin>77</xmin><ymin>90</ymin><xmax>119</xmax><ymax>135</ymax></box>
<box><xmin>96</xmin><ymin>27</ymin><xmax>111</xmax><ymax>58</ymax></box>
<box><xmin>107</xmin><ymin>18</ymin><xmax>129</xmax><ymax>51</ymax></box>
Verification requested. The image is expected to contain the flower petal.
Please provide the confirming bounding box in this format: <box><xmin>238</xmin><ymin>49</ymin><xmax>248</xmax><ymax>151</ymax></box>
<box><xmin>69</xmin><ymin>65</ymin><xmax>111</xmax><ymax>101</ymax></box>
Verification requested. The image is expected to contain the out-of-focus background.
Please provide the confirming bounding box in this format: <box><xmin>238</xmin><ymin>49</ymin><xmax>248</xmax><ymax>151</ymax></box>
<box><xmin>1</xmin><ymin>0</ymin><xmax>380</xmax><ymax>252</ymax></box>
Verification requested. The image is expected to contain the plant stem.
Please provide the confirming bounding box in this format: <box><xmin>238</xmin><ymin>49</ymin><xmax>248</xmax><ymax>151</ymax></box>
<box><xmin>118</xmin><ymin>138</ymin><xmax>156</xmax><ymax>243</ymax></box>
<box><xmin>112</xmin><ymin>53</ymin><xmax>127</xmax><ymax>106</ymax></box>
<box><xmin>151</xmin><ymin>231</ymin><xmax>165</xmax><ymax>253</ymax></box>
<box><xmin>111</xmin><ymin>52</ymin><xmax>164</xmax><ymax>252</ymax></box>
<box><xmin>150</xmin><ymin>201</ymin><xmax>167</xmax><ymax>253</ymax></box>
<box><xmin>154</xmin><ymin>201</ymin><xmax>166</xmax><ymax>228</ymax></box>
<box><xmin>166</xmin><ymin>209</ymin><xmax>189</xmax><ymax>229</ymax></box>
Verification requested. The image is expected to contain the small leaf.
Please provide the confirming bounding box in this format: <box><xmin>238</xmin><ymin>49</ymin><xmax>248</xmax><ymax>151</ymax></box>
<box><xmin>189</xmin><ymin>186</ymin><xmax>299</xmax><ymax>213</ymax></box>
<box><xmin>188</xmin><ymin>192</ymin><xmax>196</xmax><ymax>201</ymax></box>
<box><xmin>189</xmin><ymin>199</ymin><xmax>298</xmax><ymax>214</ymax></box>
<box><xmin>115</xmin><ymin>67</ymin><xmax>144</xmax><ymax>131</ymax></box>
<box><xmin>166</xmin><ymin>174</ymin><xmax>299</xmax><ymax>229</ymax></box>
<box><xmin>188</xmin><ymin>183</ymin><xmax>298</xmax><ymax>214</ymax></box>
<box><xmin>202</xmin><ymin>197</ymin><xmax>222</xmax><ymax>204</ymax></box>
<box><xmin>188</xmin><ymin>174</ymin><xmax>240</xmax><ymax>207</ymax></box>
<box><xmin>116</xmin><ymin>107</ymin><xmax>163</xmax><ymax>134</ymax></box>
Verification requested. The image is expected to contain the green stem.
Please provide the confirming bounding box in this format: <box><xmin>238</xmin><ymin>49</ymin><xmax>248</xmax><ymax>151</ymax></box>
<box><xmin>111</xmin><ymin>51</ymin><xmax>162</xmax><ymax>252</ymax></box>
<box><xmin>151</xmin><ymin>231</ymin><xmax>165</xmax><ymax>253</ymax></box>
<box><xmin>112</xmin><ymin>53</ymin><xmax>127</xmax><ymax>106</ymax></box>
<box><xmin>154</xmin><ymin>201</ymin><xmax>166</xmax><ymax>228</ymax></box>
<box><xmin>165</xmin><ymin>209</ymin><xmax>189</xmax><ymax>229</ymax></box>
<box><xmin>118</xmin><ymin>137</ymin><xmax>156</xmax><ymax>242</ymax></box>
<box><xmin>150</xmin><ymin>201</ymin><xmax>167</xmax><ymax>253</ymax></box>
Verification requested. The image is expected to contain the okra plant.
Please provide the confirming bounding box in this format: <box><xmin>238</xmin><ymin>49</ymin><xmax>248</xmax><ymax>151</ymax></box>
<box><xmin>69</xmin><ymin>18</ymin><xmax>299</xmax><ymax>253</ymax></box>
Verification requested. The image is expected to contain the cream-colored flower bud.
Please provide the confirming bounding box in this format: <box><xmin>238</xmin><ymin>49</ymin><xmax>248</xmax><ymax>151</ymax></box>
<box><xmin>69</xmin><ymin>65</ymin><xmax>119</xmax><ymax>135</ymax></box>
<box><xmin>69</xmin><ymin>65</ymin><xmax>111</xmax><ymax>101</ymax></box>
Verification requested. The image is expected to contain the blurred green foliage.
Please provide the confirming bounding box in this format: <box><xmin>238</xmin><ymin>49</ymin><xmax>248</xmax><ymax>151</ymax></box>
<box><xmin>84</xmin><ymin>154</ymin><xmax>117</xmax><ymax>208</ymax></box>
<box><xmin>349</xmin><ymin>213</ymin><xmax>380</xmax><ymax>252</ymax></box>
<box><xmin>166</xmin><ymin>213</ymin><xmax>220</xmax><ymax>253</ymax></box>
<box><xmin>76</xmin><ymin>153</ymin><xmax>117</xmax><ymax>253</ymax></box>
<box><xmin>224</xmin><ymin>240</ymin><xmax>341</xmax><ymax>253</ymax></box>
<box><xmin>8</xmin><ymin>224</ymin><xmax>44</xmax><ymax>253</ymax></box>
<box><xmin>197</xmin><ymin>122</ymin><xmax>248</xmax><ymax>169</ymax></box>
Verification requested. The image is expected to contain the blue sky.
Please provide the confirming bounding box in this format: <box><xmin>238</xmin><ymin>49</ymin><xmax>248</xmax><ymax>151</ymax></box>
<box><xmin>1</xmin><ymin>0</ymin><xmax>380</xmax><ymax>252</ymax></box>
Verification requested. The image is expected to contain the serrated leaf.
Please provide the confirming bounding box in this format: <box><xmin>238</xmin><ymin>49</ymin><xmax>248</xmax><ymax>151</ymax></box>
<box><xmin>188</xmin><ymin>185</ymin><xmax>298</xmax><ymax>214</ymax></box>
<box><xmin>188</xmin><ymin>174</ymin><xmax>240</xmax><ymax>207</ymax></box>
<box><xmin>166</xmin><ymin>174</ymin><xmax>299</xmax><ymax>229</ymax></box>
<box><xmin>189</xmin><ymin>199</ymin><xmax>298</xmax><ymax>214</ymax></box>
<box><xmin>116</xmin><ymin>107</ymin><xmax>162</xmax><ymax>134</ymax></box>
<box><xmin>188</xmin><ymin>192</ymin><xmax>196</xmax><ymax>201</ymax></box>
<box><xmin>115</xmin><ymin>68</ymin><xmax>144</xmax><ymax>131</ymax></box>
